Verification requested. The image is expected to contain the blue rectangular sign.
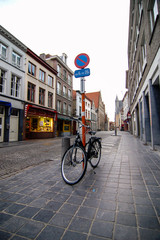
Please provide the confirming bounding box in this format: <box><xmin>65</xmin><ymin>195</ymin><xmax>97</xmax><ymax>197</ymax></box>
<box><xmin>74</xmin><ymin>68</ymin><xmax>90</xmax><ymax>78</ymax></box>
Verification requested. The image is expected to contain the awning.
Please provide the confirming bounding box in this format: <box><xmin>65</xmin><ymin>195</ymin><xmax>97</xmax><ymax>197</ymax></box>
<box><xmin>25</xmin><ymin>104</ymin><xmax>57</xmax><ymax>119</ymax></box>
<box><xmin>0</xmin><ymin>100</ymin><xmax>12</xmax><ymax>107</ymax></box>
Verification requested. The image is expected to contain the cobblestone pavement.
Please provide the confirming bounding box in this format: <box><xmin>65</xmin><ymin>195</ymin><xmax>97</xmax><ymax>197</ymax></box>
<box><xmin>0</xmin><ymin>131</ymin><xmax>160</xmax><ymax>240</ymax></box>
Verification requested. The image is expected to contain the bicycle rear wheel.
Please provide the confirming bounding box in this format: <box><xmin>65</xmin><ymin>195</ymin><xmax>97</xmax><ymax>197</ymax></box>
<box><xmin>89</xmin><ymin>139</ymin><xmax>101</xmax><ymax>168</ymax></box>
<box><xmin>61</xmin><ymin>145</ymin><xmax>87</xmax><ymax>185</ymax></box>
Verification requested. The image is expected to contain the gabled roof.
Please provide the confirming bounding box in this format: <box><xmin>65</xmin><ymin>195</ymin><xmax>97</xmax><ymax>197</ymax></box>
<box><xmin>85</xmin><ymin>92</ymin><xmax>100</xmax><ymax>109</ymax></box>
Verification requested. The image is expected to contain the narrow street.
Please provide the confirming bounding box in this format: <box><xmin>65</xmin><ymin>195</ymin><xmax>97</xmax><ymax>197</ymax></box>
<box><xmin>0</xmin><ymin>131</ymin><xmax>160</xmax><ymax>240</ymax></box>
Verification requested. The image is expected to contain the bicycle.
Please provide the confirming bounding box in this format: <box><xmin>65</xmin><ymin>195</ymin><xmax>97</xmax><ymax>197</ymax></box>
<box><xmin>61</xmin><ymin>118</ymin><xmax>102</xmax><ymax>185</ymax></box>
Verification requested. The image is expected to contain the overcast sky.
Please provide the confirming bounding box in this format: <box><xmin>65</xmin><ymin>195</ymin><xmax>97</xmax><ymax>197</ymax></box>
<box><xmin>0</xmin><ymin>0</ymin><xmax>130</xmax><ymax>121</ymax></box>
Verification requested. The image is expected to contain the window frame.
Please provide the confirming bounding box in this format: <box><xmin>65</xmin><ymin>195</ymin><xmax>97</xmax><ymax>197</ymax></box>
<box><xmin>39</xmin><ymin>69</ymin><xmax>45</xmax><ymax>83</ymax></box>
<box><xmin>28</xmin><ymin>62</ymin><xmax>36</xmax><ymax>77</ymax></box>
<box><xmin>48</xmin><ymin>75</ymin><xmax>53</xmax><ymax>87</ymax></box>
<box><xmin>12</xmin><ymin>51</ymin><xmax>21</xmax><ymax>68</ymax></box>
<box><xmin>39</xmin><ymin>87</ymin><xmax>45</xmax><ymax>105</ymax></box>
<box><xmin>0</xmin><ymin>43</ymin><xmax>7</xmax><ymax>60</ymax></box>
<box><xmin>0</xmin><ymin>69</ymin><xmax>6</xmax><ymax>93</ymax></box>
<box><xmin>11</xmin><ymin>74</ymin><xmax>21</xmax><ymax>98</ymax></box>
<box><xmin>48</xmin><ymin>92</ymin><xmax>53</xmax><ymax>108</ymax></box>
<box><xmin>27</xmin><ymin>82</ymin><xmax>35</xmax><ymax>102</ymax></box>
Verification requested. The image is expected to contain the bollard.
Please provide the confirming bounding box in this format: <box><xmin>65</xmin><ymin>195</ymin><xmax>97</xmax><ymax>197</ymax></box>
<box><xmin>61</xmin><ymin>137</ymin><xmax>70</xmax><ymax>158</ymax></box>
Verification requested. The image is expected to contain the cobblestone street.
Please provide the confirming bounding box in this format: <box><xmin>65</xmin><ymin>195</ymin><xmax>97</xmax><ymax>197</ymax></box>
<box><xmin>0</xmin><ymin>131</ymin><xmax>160</xmax><ymax>240</ymax></box>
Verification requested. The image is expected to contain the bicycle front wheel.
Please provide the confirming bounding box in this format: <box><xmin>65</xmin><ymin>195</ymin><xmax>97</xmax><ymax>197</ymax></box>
<box><xmin>61</xmin><ymin>145</ymin><xmax>87</xmax><ymax>185</ymax></box>
<box><xmin>89</xmin><ymin>139</ymin><xmax>101</xmax><ymax>168</ymax></box>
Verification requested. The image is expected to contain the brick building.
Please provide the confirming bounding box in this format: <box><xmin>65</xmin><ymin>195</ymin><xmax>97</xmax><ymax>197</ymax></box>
<box><xmin>40</xmin><ymin>53</ymin><xmax>73</xmax><ymax>136</ymax></box>
<box><xmin>126</xmin><ymin>0</ymin><xmax>160</xmax><ymax>149</ymax></box>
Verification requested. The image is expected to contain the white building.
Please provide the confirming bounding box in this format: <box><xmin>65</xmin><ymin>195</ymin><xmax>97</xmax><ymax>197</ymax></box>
<box><xmin>0</xmin><ymin>25</ymin><xmax>27</xmax><ymax>142</ymax></box>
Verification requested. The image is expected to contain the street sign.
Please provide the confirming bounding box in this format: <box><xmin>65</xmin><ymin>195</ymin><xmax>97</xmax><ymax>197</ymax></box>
<box><xmin>74</xmin><ymin>53</ymin><xmax>90</xmax><ymax>69</ymax></box>
<box><xmin>74</xmin><ymin>68</ymin><xmax>90</xmax><ymax>78</ymax></box>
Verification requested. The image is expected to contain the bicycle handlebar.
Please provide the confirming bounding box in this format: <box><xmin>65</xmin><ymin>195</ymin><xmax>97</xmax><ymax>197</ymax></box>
<box><xmin>70</xmin><ymin>117</ymin><xmax>91</xmax><ymax>129</ymax></box>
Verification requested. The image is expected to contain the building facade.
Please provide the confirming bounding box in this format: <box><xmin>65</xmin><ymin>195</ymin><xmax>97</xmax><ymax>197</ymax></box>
<box><xmin>40</xmin><ymin>53</ymin><xmax>73</xmax><ymax>136</ymax></box>
<box><xmin>0</xmin><ymin>25</ymin><xmax>27</xmax><ymax>142</ymax></box>
<box><xmin>24</xmin><ymin>49</ymin><xmax>57</xmax><ymax>139</ymax></box>
<box><xmin>127</xmin><ymin>0</ymin><xmax>160</xmax><ymax>149</ymax></box>
<box><xmin>86</xmin><ymin>91</ymin><xmax>106</xmax><ymax>131</ymax></box>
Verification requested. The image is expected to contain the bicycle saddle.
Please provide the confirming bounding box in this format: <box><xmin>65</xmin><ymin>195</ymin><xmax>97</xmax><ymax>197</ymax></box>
<box><xmin>88</xmin><ymin>131</ymin><xmax>96</xmax><ymax>135</ymax></box>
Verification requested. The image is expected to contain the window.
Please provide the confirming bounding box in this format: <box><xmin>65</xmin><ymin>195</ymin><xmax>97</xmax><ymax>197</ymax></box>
<box><xmin>57</xmin><ymin>82</ymin><xmax>61</xmax><ymax>95</ymax></box>
<box><xmin>12</xmin><ymin>51</ymin><xmax>21</xmax><ymax>68</ymax></box>
<box><xmin>0</xmin><ymin>69</ymin><xmax>6</xmax><ymax>93</ymax></box>
<box><xmin>68</xmin><ymin>89</ymin><xmax>71</xmax><ymax>100</ymax></box>
<box><xmin>57</xmin><ymin>64</ymin><xmax>61</xmax><ymax>77</ymax></box>
<box><xmin>11</xmin><ymin>74</ymin><xmax>21</xmax><ymax>97</ymax></box>
<box><xmin>63</xmin><ymin>102</ymin><xmax>67</xmax><ymax>114</ymax></box>
<box><xmin>149</xmin><ymin>0</ymin><xmax>159</xmax><ymax>33</ymax></box>
<box><xmin>0</xmin><ymin>43</ymin><xmax>7</xmax><ymax>60</ymax></box>
<box><xmin>28</xmin><ymin>82</ymin><xmax>35</xmax><ymax>102</ymax></box>
<box><xmin>63</xmin><ymin>69</ymin><xmax>67</xmax><ymax>81</ymax></box>
<box><xmin>68</xmin><ymin>75</ymin><xmax>71</xmax><ymax>85</ymax></box>
<box><xmin>48</xmin><ymin>75</ymin><xmax>53</xmax><ymax>87</ymax></box>
<box><xmin>28</xmin><ymin>62</ymin><xmax>36</xmax><ymax>76</ymax></box>
<box><xmin>39</xmin><ymin>88</ymin><xmax>45</xmax><ymax>105</ymax></box>
<box><xmin>39</xmin><ymin>69</ymin><xmax>45</xmax><ymax>82</ymax></box>
<box><xmin>48</xmin><ymin>92</ymin><xmax>53</xmax><ymax>108</ymax></box>
<box><xmin>141</xmin><ymin>41</ymin><xmax>147</xmax><ymax>71</ymax></box>
<box><xmin>63</xmin><ymin>85</ymin><xmax>67</xmax><ymax>97</ymax></box>
<box><xmin>79</xmin><ymin>106</ymin><xmax>82</xmax><ymax>116</ymax></box>
<box><xmin>68</xmin><ymin>105</ymin><xmax>71</xmax><ymax>116</ymax></box>
<box><xmin>57</xmin><ymin>100</ymin><xmax>61</xmax><ymax>113</ymax></box>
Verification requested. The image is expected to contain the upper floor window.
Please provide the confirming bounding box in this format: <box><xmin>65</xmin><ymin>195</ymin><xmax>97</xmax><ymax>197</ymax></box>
<box><xmin>0</xmin><ymin>43</ymin><xmax>7</xmax><ymax>60</ymax></box>
<box><xmin>68</xmin><ymin>89</ymin><xmax>71</xmax><ymax>100</ymax></box>
<box><xmin>63</xmin><ymin>102</ymin><xmax>67</xmax><ymax>114</ymax></box>
<box><xmin>63</xmin><ymin>69</ymin><xmax>67</xmax><ymax>81</ymax></box>
<box><xmin>57</xmin><ymin>64</ymin><xmax>61</xmax><ymax>77</ymax></box>
<box><xmin>57</xmin><ymin>82</ymin><xmax>61</xmax><ymax>95</ymax></box>
<box><xmin>11</xmin><ymin>74</ymin><xmax>21</xmax><ymax>98</ymax></box>
<box><xmin>27</xmin><ymin>82</ymin><xmax>35</xmax><ymax>102</ymax></box>
<box><xmin>48</xmin><ymin>75</ymin><xmax>53</xmax><ymax>87</ymax></box>
<box><xmin>12</xmin><ymin>51</ymin><xmax>21</xmax><ymax>68</ymax></box>
<box><xmin>28</xmin><ymin>62</ymin><xmax>36</xmax><ymax>76</ymax></box>
<box><xmin>0</xmin><ymin>69</ymin><xmax>6</xmax><ymax>93</ymax></box>
<box><xmin>68</xmin><ymin>105</ymin><xmax>71</xmax><ymax>116</ymax></box>
<box><xmin>39</xmin><ymin>69</ymin><xmax>45</xmax><ymax>82</ymax></box>
<box><xmin>57</xmin><ymin>100</ymin><xmax>61</xmax><ymax>113</ymax></box>
<box><xmin>63</xmin><ymin>85</ymin><xmax>67</xmax><ymax>97</ymax></box>
<box><xmin>48</xmin><ymin>92</ymin><xmax>53</xmax><ymax>108</ymax></box>
<box><xmin>149</xmin><ymin>0</ymin><xmax>159</xmax><ymax>33</ymax></box>
<box><xmin>39</xmin><ymin>88</ymin><xmax>45</xmax><ymax>105</ymax></box>
<box><xmin>68</xmin><ymin>75</ymin><xmax>71</xmax><ymax>85</ymax></box>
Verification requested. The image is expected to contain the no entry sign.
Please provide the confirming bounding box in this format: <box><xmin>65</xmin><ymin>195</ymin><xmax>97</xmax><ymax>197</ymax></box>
<box><xmin>74</xmin><ymin>53</ymin><xmax>90</xmax><ymax>69</ymax></box>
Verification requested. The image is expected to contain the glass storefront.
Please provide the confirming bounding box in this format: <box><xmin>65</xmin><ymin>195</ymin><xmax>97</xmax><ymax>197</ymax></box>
<box><xmin>26</xmin><ymin>117</ymin><xmax>53</xmax><ymax>133</ymax></box>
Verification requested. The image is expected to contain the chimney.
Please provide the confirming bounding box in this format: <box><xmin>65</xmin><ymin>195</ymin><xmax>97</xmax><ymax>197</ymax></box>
<box><xmin>62</xmin><ymin>53</ymin><xmax>67</xmax><ymax>64</ymax></box>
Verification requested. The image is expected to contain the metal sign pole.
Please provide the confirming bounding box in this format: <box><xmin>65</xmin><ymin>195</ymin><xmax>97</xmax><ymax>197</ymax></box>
<box><xmin>81</xmin><ymin>77</ymin><xmax>86</xmax><ymax>147</ymax></box>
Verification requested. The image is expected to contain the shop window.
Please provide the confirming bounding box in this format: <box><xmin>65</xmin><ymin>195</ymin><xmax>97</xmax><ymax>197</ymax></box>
<box><xmin>63</xmin><ymin>121</ymin><xmax>70</xmax><ymax>132</ymax></box>
<box><xmin>0</xmin><ymin>106</ymin><xmax>4</xmax><ymax>114</ymax></box>
<box><xmin>28</xmin><ymin>82</ymin><xmax>35</xmax><ymax>102</ymax></box>
<box><xmin>39</xmin><ymin>88</ymin><xmax>45</xmax><ymax>105</ymax></box>
<box><xmin>11</xmin><ymin>108</ymin><xmax>18</xmax><ymax>116</ymax></box>
<box><xmin>30</xmin><ymin>117</ymin><xmax>53</xmax><ymax>132</ymax></box>
<box><xmin>28</xmin><ymin>62</ymin><xmax>36</xmax><ymax>76</ymax></box>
